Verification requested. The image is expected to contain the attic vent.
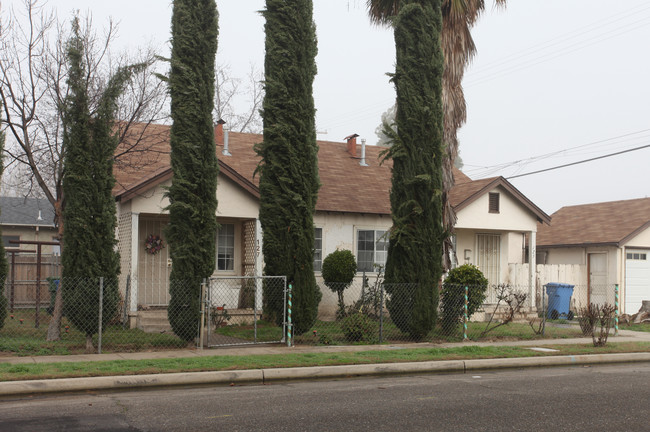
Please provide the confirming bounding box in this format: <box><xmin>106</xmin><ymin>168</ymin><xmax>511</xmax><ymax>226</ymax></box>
<box><xmin>489</xmin><ymin>192</ymin><xmax>500</xmax><ymax>214</ymax></box>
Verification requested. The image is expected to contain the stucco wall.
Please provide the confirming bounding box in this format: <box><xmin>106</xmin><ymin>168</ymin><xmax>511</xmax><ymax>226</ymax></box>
<box><xmin>313</xmin><ymin>212</ymin><xmax>391</xmax><ymax>262</ymax></box>
<box><xmin>455</xmin><ymin>185</ymin><xmax>539</xmax><ymax>232</ymax></box>
<box><xmin>127</xmin><ymin>175</ymin><xmax>259</xmax><ymax>219</ymax></box>
<box><xmin>625</xmin><ymin>226</ymin><xmax>650</xmax><ymax>248</ymax></box>
<box><xmin>1</xmin><ymin>226</ymin><xmax>59</xmax><ymax>254</ymax></box>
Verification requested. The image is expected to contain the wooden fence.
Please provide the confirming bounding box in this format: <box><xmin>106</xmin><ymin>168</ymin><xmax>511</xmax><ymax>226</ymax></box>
<box><xmin>2</xmin><ymin>254</ymin><xmax>62</xmax><ymax>309</ymax></box>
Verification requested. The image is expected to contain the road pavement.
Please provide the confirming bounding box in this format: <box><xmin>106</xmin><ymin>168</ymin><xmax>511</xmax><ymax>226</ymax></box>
<box><xmin>1</xmin><ymin>363</ymin><xmax>648</xmax><ymax>431</ymax></box>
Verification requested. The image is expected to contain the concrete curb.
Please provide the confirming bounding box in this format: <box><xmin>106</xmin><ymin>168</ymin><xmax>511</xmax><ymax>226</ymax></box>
<box><xmin>1</xmin><ymin>353</ymin><xmax>649</xmax><ymax>397</ymax></box>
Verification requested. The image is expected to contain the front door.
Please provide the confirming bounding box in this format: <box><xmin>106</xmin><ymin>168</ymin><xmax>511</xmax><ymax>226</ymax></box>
<box><xmin>588</xmin><ymin>253</ymin><xmax>608</xmax><ymax>306</ymax></box>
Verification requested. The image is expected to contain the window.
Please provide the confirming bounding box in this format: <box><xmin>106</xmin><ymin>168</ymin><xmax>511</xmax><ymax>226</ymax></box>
<box><xmin>217</xmin><ymin>224</ymin><xmax>235</xmax><ymax>271</ymax></box>
<box><xmin>488</xmin><ymin>193</ymin><xmax>500</xmax><ymax>213</ymax></box>
<box><xmin>2</xmin><ymin>235</ymin><xmax>19</xmax><ymax>249</ymax></box>
<box><xmin>627</xmin><ymin>252</ymin><xmax>647</xmax><ymax>260</ymax></box>
<box><xmin>313</xmin><ymin>227</ymin><xmax>323</xmax><ymax>271</ymax></box>
<box><xmin>357</xmin><ymin>230</ymin><xmax>388</xmax><ymax>272</ymax></box>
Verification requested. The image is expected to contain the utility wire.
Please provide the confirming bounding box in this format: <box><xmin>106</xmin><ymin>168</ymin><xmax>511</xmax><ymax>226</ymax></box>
<box><xmin>505</xmin><ymin>143</ymin><xmax>650</xmax><ymax>179</ymax></box>
<box><xmin>465</xmin><ymin>127</ymin><xmax>650</xmax><ymax>177</ymax></box>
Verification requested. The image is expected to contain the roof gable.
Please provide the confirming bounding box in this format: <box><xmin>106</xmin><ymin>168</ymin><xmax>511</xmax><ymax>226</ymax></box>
<box><xmin>537</xmin><ymin>197</ymin><xmax>650</xmax><ymax>247</ymax></box>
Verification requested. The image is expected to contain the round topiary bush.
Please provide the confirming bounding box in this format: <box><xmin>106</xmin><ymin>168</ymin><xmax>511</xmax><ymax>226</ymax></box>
<box><xmin>340</xmin><ymin>312</ymin><xmax>375</xmax><ymax>342</ymax></box>
<box><xmin>321</xmin><ymin>249</ymin><xmax>357</xmax><ymax>317</ymax></box>
<box><xmin>440</xmin><ymin>264</ymin><xmax>489</xmax><ymax>335</ymax></box>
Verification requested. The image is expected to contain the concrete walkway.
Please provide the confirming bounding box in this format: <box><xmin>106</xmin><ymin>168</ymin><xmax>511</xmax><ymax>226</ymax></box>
<box><xmin>1</xmin><ymin>329</ymin><xmax>649</xmax><ymax>397</ymax></box>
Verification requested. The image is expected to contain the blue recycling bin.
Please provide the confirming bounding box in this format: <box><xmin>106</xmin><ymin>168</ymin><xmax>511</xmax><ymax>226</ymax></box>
<box><xmin>546</xmin><ymin>283</ymin><xmax>574</xmax><ymax>320</ymax></box>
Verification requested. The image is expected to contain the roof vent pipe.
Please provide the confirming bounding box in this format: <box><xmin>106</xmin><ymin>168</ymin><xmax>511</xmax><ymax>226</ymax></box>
<box><xmin>222</xmin><ymin>127</ymin><xmax>231</xmax><ymax>156</ymax></box>
<box><xmin>359</xmin><ymin>138</ymin><xmax>368</xmax><ymax>167</ymax></box>
<box><xmin>37</xmin><ymin>210</ymin><xmax>43</xmax><ymax>221</ymax></box>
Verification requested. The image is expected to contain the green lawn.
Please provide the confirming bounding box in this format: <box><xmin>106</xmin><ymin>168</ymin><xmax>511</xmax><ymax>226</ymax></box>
<box><xmin>0</xmin><ymin>309</ymin><xmax>188</xmax><ymax>356</ymax></box>
<box><xmin>1</xmin><ymin>342</ymin><xmax>648</xmax><ymax>382</ymax></box>
<box><xmin>620</xmin><ymin>322</ymin><xmax>650</xmax><ymax>333</ymax></box>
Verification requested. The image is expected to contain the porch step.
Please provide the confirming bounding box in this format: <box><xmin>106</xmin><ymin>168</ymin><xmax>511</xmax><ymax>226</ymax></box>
<box><xmin>136</xmin><ymin>310</ymin><xmax>173</xmax><ymax>333</ymax></box>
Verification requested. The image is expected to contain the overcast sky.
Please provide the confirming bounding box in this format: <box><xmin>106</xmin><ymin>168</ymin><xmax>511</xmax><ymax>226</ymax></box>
<box><xmin>9</xmin><ymin>0</ymin><xmax>650</xmax><ymax>214</ymax></box>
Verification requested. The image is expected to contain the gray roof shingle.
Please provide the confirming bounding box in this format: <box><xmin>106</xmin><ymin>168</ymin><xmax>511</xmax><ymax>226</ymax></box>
<box><xmin>0</xmin><ymin>197</ymin><xmax>56</xmax><ymax>227</ymax></box>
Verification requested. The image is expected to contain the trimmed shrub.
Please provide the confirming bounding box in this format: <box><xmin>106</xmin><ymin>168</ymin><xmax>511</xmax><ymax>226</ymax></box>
<box><xmin>322</xmin><ymin>249</ymin><xmax>357</xmax><ymax>318</ymax></box>
<box><xmin>440</xmin><ymin>264</ymin><xmax>488</xmax><ymax>334</ymax></box>
<box><xmin>341</xmin><ymin>312</ymin><xmax>376</xmax><ymax>342</ymax></box>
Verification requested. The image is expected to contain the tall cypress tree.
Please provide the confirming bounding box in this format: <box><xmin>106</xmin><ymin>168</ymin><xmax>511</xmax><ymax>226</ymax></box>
<box><xmin>166</xmin><ymin>0</ymin><xmax>219</xmax><ymax>341</ymax></box>
<box><xmin>61</xmin><ymin>17</ymin><xmax>138</xmax><ymax>351</ymax></box>
<box><xmin>257</xmin><ymin>0</ymin><xmax>321</xmax><ymax>335</ymax></box>
<box><xmin>0</xmin><ymin>103</ymin><xmax>7</xmax><ymax>330</ymax></box>
<box><xmin>383</xmin><ymin>0</ymin><xmax>444</xmax><ymax>339</ymax></box>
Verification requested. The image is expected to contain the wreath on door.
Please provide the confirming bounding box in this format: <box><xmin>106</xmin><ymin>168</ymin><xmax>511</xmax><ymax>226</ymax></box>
<box><xmin>144</xmin><ymin>234</ymin><xmax>164</xmax><ymax>255</ymax></box>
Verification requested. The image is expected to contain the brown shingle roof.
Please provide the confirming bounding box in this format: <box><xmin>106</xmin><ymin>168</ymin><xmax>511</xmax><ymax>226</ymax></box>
<box><xmin>537</xmin><ymin>197</ymin><xmax>650</xmax><ymax>247</ymax></box>
<box><xmin>113</xmin><ymin>124</ymin><xmax>548</xmax><ymax>221</ymax></box>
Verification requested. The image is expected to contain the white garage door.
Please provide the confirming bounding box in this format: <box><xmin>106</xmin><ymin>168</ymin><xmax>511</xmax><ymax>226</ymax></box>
<box><xmin>625</xmin><ymin>249</ymin><xmax>650</xmax><ymax>314</ymax></box>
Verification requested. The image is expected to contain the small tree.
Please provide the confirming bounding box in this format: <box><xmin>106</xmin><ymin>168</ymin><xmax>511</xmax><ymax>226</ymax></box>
<box><xmin>440</xmin><ymin>264</ymin><xmax>488</xmax><ymax>334</ymax></box>
<box><xmin>322</xmin><ymin>249</ymin><xmax>357</xmax><ymax>318</ymax></box>
<box><xmin>61</xmin><ymin>17</ymin><xmax>139</xmax><ymax>352</ymax></box>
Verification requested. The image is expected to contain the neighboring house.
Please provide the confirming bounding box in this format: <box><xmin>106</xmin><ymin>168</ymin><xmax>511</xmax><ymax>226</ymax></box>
<box><xmin>0</xmin><ymin>197</ymin><xmax>59</xmax><ymax>255</ymax></box>
<box><xmin>536</xmin><ymin>198</ymin><xmax>650</xmax><ymax>314</ymax></box>
<box><xmin>1</xmin><ymin>196</ymin><xmax>60</xmax><ymax>307</ymax></box>
<box><xmin>113</xmin><ymin>123</ymin><xmax>550</xmax><ymax>320</ymax></box>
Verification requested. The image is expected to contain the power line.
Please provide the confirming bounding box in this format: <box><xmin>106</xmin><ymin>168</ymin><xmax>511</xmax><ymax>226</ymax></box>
<box><xmin>464</xmin><ymin>127</ymin><xmax>650</xmax><ymax>177</ymax></box>
<box><xmin>505</xmin><ymin>143</ymin><xmax>650</xmax><ymax>180</ymax></box>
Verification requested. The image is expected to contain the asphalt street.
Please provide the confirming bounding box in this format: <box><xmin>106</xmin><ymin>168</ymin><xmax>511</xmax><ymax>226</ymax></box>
<box><xmin>1</xmin><ymin>362</ymin><xmax>649</xmax><ymax>432</ymax></box>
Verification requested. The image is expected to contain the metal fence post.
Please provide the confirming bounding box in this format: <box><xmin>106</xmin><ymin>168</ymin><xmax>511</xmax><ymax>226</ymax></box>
<box><xmin>287</xmin><ymin>283</ymin><xmax>293</xmax><ymax>347</ymax></box>
<box><xmin>199</xmin><ymin>279</ymin><xmax>206</xmax><ymax>350</ymax></box>
<box><xmin>98</xmin><ymin>277</ymin><xmax>103</xmax><ymax>355</ymax></box>
<box><xmin>463</xmin><ymin>286</ymin><xmax>468</xmax><ymax>341</ymax></box>
<box><xmin>615</xmin><ymin>284</ymin><xmax>619</xmax><ymax>336</ymax></box>
<box><xmin>379</xmin><ymin>281</ymin><xmax>384</xmax><ymax>344</ymax></box>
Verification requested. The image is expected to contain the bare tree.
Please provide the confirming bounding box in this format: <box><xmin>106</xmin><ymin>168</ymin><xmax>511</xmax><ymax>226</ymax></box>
<box><xmin>0</xmin><ymin>0</ymin><xmax>168</xmax><ymax>341</ymax></box>
<box><xmin>213</xmin><ymin>62</ymin><xmax>263</xmax><ymax>133</ymax></box>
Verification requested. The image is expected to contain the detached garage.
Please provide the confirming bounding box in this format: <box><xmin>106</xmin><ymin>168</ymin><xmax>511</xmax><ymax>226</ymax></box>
<box><xmin>626</xmin><ymin>250</ymin><xmax>650</xmax><ymax>313</ymax></box>
<box><xmin>537</xmin><ymin>197</ymin><xmax>650</xmax><ymax>314</ymax></box>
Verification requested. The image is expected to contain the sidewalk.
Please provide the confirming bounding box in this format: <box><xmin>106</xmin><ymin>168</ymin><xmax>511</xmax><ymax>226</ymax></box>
<box><xmin>1</xmin><ymin>329</ymin><xmax>649</xmax><ymax>397</ymax></box>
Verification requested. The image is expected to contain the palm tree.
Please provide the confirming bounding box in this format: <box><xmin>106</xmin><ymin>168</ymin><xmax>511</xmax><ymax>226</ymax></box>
<box><xmin>367</xmin><ymin>0</ymin><xmax>506</xmax><ymax>270</ymax></box>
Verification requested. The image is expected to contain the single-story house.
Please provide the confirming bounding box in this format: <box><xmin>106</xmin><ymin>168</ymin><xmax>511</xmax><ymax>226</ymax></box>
<box><xmin>536</xmin><ymin>197</ymin><xmax>650</xmax><ymax>314</ymax></box>
<box><xmin>0</xmin><ymin>196</ymin><xmax>59</xmax><ymax>255</ymax></box>
<box><xmin>1</xmin><ymin>196</ymin><xmax>60</xmax><ymax>306</ymax></box>
<box><xmin>113</xmin><ymin>123</ymin><xmax>550</xmax><ymax>321</ymax></box>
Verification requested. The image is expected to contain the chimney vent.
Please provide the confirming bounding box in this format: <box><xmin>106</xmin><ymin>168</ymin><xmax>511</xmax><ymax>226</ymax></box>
<box><xmin>344</xmin><ymin>134</ymin><xmax>359</xmax><ymax>157</ymax></box>
<box><xmin>360</xmin><ymin>138</ymin><xmax>368</xmax><ymax>167</ymax></box>
<box><xmin>222</xmin><ymin>127</ymin><xmax>231</xmax><ymax>156</ymax></box>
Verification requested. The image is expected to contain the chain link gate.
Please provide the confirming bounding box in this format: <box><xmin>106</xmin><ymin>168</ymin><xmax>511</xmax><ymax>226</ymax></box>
<box><xmin>205</xmin><ymin>276</ymin><xmax>287</xmax><ymax>347</ymax></box>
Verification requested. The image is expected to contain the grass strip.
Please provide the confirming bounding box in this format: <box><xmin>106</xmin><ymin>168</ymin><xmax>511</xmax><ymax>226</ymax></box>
<box><xmin>1</xmin><ymin>342</ymin><xmax>648</xmax><ymax>382</ymax></box>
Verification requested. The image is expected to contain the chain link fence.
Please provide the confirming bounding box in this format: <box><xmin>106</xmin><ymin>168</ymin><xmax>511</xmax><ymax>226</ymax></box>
<box><xmin>0</xmin><ymin>273</ymin><xmax>624</xmax><ymax>354</ymax></box>
<box><xmin>206</xmin><ymin>276</ymin><xmax>287</xmax><ymax>347</ymax></box>
<box><xmin>0</xmin><ymin>277</ymin><xmax>198</xmax><ymax>355</ymax></box>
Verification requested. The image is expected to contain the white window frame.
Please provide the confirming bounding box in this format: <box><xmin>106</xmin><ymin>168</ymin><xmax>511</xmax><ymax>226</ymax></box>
<box><xmin>356</xmin><ymin>229</ymin><xmax>388</xmax><ymax>273</ymax></box>
<box><xmin>217</xmin><ymin>223</ymin><xmax>235</xmax><ymax>272</ymax></box>
<box><xmin>313</xmin><ymin>227</ymin><xmax>323</xmax><ymax>272</ymax></box>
